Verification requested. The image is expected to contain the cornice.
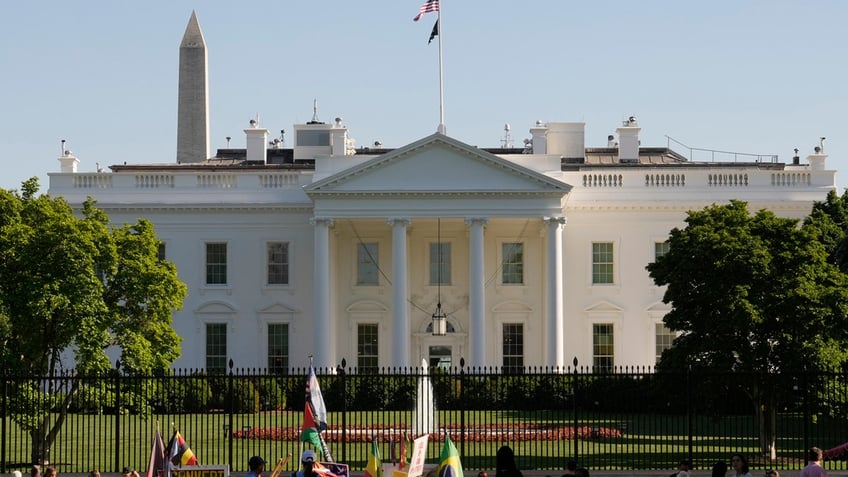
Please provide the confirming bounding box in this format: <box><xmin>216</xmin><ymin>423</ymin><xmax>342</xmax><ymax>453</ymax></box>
<box><xmin>565</xmin><ymin>201</ymin><xmax>814</xmax><ymax>212</ymax></box>
<box><xmin>89</xmin><ymin>204</ymin><xmax>315</xmax><ymax>214</ymax></box>
<box><xmin>309</xmin><ymin>190</ymin><xmax>566</xmax><ymax>199</ymax></box>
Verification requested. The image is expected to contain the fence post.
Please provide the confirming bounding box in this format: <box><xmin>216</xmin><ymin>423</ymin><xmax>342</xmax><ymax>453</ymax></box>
<box><xmin>572</xmin><ymin>357</ymin><xmax>578</xmax><ymax>463</ymax></box>
<box><xmin>1</xmin><ymin>369</ymin><xmax>6</xmax><ymax>473</ymax></box>
<box><xmin>115</xmin><ymin>360</ymin><xmax>121</xmax><ymax>472</ymax></box>
<box><xmin>228</xmin><ymin>359</ymin><xmax>234</xmax><ymax>472</ymax></box>
<box><xmin>686</xmin><ymin>365</ymin><xmax>693</xmax><ymax>464</ymax></box>
<box><xmin>802</xmin><ymin>365</ymin><xmax>809</xmax><ymax>465</ymax></box>
<box><xmin>339</xmin><ymin>358</ymin><xmax>347</xmax><ymax>464</ymax></box>
<box><xmin>460</xmin><ymin>358</ymin><xmax>465</xmax><ymax>458</ymax></box>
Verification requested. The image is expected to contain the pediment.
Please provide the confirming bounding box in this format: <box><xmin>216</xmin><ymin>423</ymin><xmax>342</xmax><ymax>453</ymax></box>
<box><xmin>195</xmin><ymin>301</ymin><xmax>237</xmax><ymax>314</ymax></box>
<box><xmin>305</xmin><ymin>134</ymin><xmax>570</xmax><ymax>196</ymax></box>
<box><xmin>645</xmin><ymin>300</ymin><xmax>671</xmax><ymax>314</ymax></box>
<box><xmin>584</xmin><ymin>301</ymin><xmax>624</xmax><ymax>314</ymax></box>
<box><xmin>346</xmin><ymin>300</ymin><xmax>389</xmax><ymax>313</ymax></box>
<box><xmin>258</xmin><ymin>303</ymin><xmax>300</xmax><ymax>315</ymax></box>
<box><xmin>492</xmin><ymin>301</ymin><xmax>534</xmax><ymax>313</ymax></box>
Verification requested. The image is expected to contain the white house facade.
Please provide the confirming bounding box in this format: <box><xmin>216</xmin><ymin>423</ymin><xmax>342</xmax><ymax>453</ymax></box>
<box><xmin>45</xmin><ymin>14</ymin><xmax>837</xmax><ymax>373</ymax></box>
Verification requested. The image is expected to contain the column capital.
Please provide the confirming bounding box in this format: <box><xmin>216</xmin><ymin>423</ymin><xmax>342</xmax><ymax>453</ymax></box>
<box><xmin>543</xmin><ymin>216</ymin><xmax>567</xmax><ymax>226</ymax></box>
<box><xmin>310</xmin><ymin>216</ymin><xmax>334</xmax><ymax>227</ymax></box>
<box><xmin>464</xmin><ymin>217</ymin><xmax>489</xmax><ymax>226</ymax></box>
<box><xmin>387</xmin><ymin>217</ymin><xmax>411</xmax><ymax>227</ymax></box>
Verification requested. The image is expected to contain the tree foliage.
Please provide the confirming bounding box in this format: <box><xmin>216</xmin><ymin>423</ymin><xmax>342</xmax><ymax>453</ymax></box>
<box><xmin>0</xmin><ymin>178</ymin><xmax>187</xmax><ymax>463</ymax></box>
<box><xmin>646</xmin><ymin>200</ymin><xmax>848</xmax><ymax>458</ymax></box>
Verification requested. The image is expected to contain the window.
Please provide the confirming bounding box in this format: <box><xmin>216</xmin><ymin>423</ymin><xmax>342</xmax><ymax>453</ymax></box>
<box><xmin>655</xmin><ymin>241</ymin><xmax>670</xmax><ymax>260</ymax></box>
<box><xmin>357</xmin><ymin>243</ymin><xmax>379</xmax><ymax>285</ymax></box>
<box><xmin>655</xmin><ymin>323</ymin><xmax>675</xmax><ymax>363</ymax></box>
<box><xmin>206</xmin><ymin>242</ymin><xmax>227</xmax><ymax>285</ymax></box>
<box><xmin>429</xmin><ymin>242</ymin><xmax>451</xmax><ymax>285</ymax></box>
<box><xmin>267</xmin><ymin>242</ymin><xmax>290</xmax><ymax>285</ymax></box>
<box><xmin>592</xmin><ymin>242</ymin><xmax>614</xmax><ymax>284</ymax></box>
<box><xmin>357</xmin><ymin>323</ymin><xmax>379</xmax><ymax>373</ymax></box>
<box><xmin>297</xmin><ymin>130</ymin><xmax>330</xmax><ymax>147</ymax></box>
<box><xmin>502</xmin><ymin>323</ymin><xmax>524</xmax><ymax>373</ymax></box>
<box><xmin>268</xmin><ymin>323</ymin><xmax>289</xmax><ymax>373</ymax></box>
<box><xmin>593</xmin><ymin>323</ymin><xmax>614</xmax><ymax>372</ymax></box>
<box><xmin>157</xmin><ymin>242</ymin><xmax>166</xmax><ymax>261</ymax></box>
<box><xmin>502</xmin><ymin>242</ymin><xmax>524</xmax><ymax>284</ymax></box>
<box><xmin>206</xmin><ymin>323</ymin><xmax>227</xmax><ymax>373</ymax></box>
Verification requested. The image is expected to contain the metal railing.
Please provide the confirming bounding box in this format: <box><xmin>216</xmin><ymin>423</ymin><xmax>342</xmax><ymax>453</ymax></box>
<box><xmin>665</xmin><ymin>136</ymin><xmax>779</xmax><ymax>163</ymax></box>
<box><xmin>2</xmin><ymin>366</ymin><xmax>846</xmax><ymax>473</ymax></box>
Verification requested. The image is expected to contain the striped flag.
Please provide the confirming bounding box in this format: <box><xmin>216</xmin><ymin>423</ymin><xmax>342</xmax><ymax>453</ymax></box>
<box><xmin>364</xmin><ymin>438</ymin><xmax>382</xmax><ymax>477</ymax></box>
<box><xmin>146</xmin><ymin>429</ymin><xmax>166</xmax><ymax>477</ymax></box>
<box><xmin>302</xmin><ymin>365</ymin><xmax>334</xmax><ymax>461</ymax></box>
<box><xmin>164</xmin><ymin>430</ymin><xmax>197</xmax><ymax>477</ymax></box>
<box><xmin>413</xmin><ymin>0</ymin><xmax>439</xmax><ymax>21</ymax></box>
<box><xmin>437</xmin><ymin>435</ymin><xmax>463</xmax><ymax>477</ymax></box>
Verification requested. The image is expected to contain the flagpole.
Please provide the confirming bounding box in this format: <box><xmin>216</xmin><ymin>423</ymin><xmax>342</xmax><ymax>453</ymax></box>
<box><xmin>436</xmin><ymin>6</ymin><xmax>445</xmax><ymax>134</ymax></box>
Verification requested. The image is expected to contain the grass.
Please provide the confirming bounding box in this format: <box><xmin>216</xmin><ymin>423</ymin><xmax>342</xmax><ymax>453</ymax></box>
<box><xmin>2</xmin><ymin>410</ymin><xmax>846</xmax><ymax>473</ymax></box>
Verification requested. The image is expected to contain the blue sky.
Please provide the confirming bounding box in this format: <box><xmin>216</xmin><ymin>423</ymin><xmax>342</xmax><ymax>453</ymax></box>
<box><xmin>1</xmin><ymin>1</ymin><xmax>846</xmax><ymax>193</ymax></box>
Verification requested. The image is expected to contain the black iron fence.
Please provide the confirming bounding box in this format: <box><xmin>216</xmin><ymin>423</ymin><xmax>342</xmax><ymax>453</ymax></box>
<box><xmin>2</xmin><ymin>364</ymin><xmax>847</xmax><ymax>474</ymax></box>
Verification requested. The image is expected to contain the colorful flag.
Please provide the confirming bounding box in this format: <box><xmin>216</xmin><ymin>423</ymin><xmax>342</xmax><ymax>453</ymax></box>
<box><xmin>428</xmin><ymin>20</ymin><xmax>439</xmax><ymax>44</ymax></box>
<box><xmin>413</xmin><ymin>0</ymin><xmax>439</xmax><ymax>21</ymax></box>
<box><xmin>364</xmin><ymin>438</ymin><xmax>382</xmax><ymax>477</ymax></box>
<box><xmin>146</xmin><ymin>429</ymin><xmax>166</xmax><ymax>477</ymax></box>
<box><xmin>314</xmin><ymin>462</ymin><xmax>349</xmax><ymax>477</ymax></box>
<box><xmin>165</xmin><ymin>430</ymin><xmax>198</xmax><ymax>473</ymax></box>
<box><xmin>437</xmin><ymin>435</ymin><xmax>463</xmax><ymax>477</ymax></box>
<box><xmin>302</xmin><ymin>366</ymin><xmax>333</xmax><ymax>461</ymax></box>
<box><xmin>399</xmin><ymin>432</ymin><xmax>410</xmax><ymax>470</ymax></box>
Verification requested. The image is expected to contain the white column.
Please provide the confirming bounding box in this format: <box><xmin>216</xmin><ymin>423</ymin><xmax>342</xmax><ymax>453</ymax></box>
<box><xmin>466</xmin><ymin>217</ymin><xmax>488</xmax><ymax>368</ymax></box>
<box><xmin>544</xmin><ymin>216</ymin><xmax>566</xmax><ymax>369</ymax></box>
<box><xmin>389</xmin><ymin>217</ymin><xmax>411</xmax><ymax>367</ymax></box>
<box><xmin>311</xmin><ymin>217</ymin><xmax>333</xmax><ymax>369</ymax></box>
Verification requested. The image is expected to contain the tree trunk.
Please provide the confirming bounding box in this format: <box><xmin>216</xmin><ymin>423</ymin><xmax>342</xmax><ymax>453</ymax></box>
<box><xmin>757</xmin><ymin>396</ymin><xmax>778</xmax><ymax>459</ymax></box>
<box><xmin>28</xmin><ymin>379</ymin><xmax>79</xmax><ymax>465</ymax></box>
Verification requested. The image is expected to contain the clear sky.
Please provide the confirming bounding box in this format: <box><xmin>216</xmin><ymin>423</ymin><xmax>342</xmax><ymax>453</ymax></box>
<box><xmin>1</xmin><ymin>1</ymin><xmax>845</xmax><ymax>193</ymax></box>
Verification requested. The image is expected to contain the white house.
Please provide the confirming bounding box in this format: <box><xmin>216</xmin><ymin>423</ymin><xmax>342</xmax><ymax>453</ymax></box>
<box><xmin>46</xmin><ymin>15</ymin><xmax>837</xmax><ymax>373</ymax></box>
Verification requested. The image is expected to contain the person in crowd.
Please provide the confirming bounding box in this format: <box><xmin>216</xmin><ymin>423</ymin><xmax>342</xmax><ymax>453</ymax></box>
<box><xmin>765</xmin><ymin>470</ymin><xmax>780</xmax><ymax>477</ymax></box>
<box><xmin>799</xmin><ymin>447</ymin><xmax>827</xmax><ymax>477</ymax></box>
<box><xmin>42</xmin><ymin>467</ymin><xmax>56</xmax><ymax>477</ymax></box>
<box><xmin>730</xmin><ymin>454</ymin><xmax>752</xmax><ymax>477</ymax></box>
<box><xmin>478</xmin><ymin>472</ymin><xmax>488</xmax><ymax>477</ymax></box>
<box><xmin>712</xmin><ymin>461</ymin><xmax>728</xmax><ymax>477</ymax></box>
<box><xmin>246</xmin><ymin>456</ymin><xmax>266</xmax><ymax>477</ymax></box>
<box><xmin>30</xmin><ymin>466</ymin><xmax>40</xmax><ymax>477</ymax></box>
<box><xmin>495</xmin><ymin>446</ymin><xmax>523</xmax><ymax>477</ymax></box>
<box><xmin>13</xmin><ymin>471</ymin><xmax>22</xmax><ymax>477</ymax></box>
<box><xmin>88</xmin><ymin>471</ymin><xmax>100</xmax><ymax>477</ymax></box>
<box><xmin>293</xmin><ymin>450</ymin><xmax>318</xmax><ymax>477</ymax></box>
<box><xmin>671</xmin><ymin>460</ymin><xmax>692</xmax><ymax>477</ymax></box>
<box><xmin>574</xmin><ymin>469</ymin><xmax>590</xmax><ymax>477</ymax></box>
<box><xmin>562</xmin><ymin>460</ymin><xmax>578</xmax><ymax>477</ymax></box>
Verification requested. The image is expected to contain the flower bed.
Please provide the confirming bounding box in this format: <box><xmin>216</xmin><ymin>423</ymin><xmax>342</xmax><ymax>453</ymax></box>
<box><xmin>232</xmin><ymin>424</ymin><xmax>621</xmax><ymax>443</ymax></box>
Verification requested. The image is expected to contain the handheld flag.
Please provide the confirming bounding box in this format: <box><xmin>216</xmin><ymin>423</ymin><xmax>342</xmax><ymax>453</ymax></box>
<box><xmin>314</xmin><ymin>462</ymin><xmax>349</xmax><ymax>477</ymax></box>
<box><xmin>146</xmin><ymin>429</ymin><xmax>166</xmax><ymax>477</ymax></box>
<box><xmin>428</xmin><ymin>20</ymin><xmax>439</xmax><ymax>44</ymax></box>
<box><xmin>413</xmin><ymin>0</ymin><xmax>439</xmax><ymax>21</ymax></box>
<box><xmin>399</xmin><ymin>432</ymin><xmax>410</xmax><ymax>470</ymax></box>
<box><xmin>437</xmin><ymin>435</ymin><xmax>463</xmax><ymax>477</ymax></box>
<box><xmin>364</xmin><ymin>438</ymin><xmax>382</xmax><ymax>477</ymax></box>
<box><xmin>302</xmin><ymin>365</ymin><xmax>334</xmax><ymax>461</ymax></box>
<box><xmin>164</xmin><ymin>430</ymin><xmax>198</xmax><ymax>477</ymax></box>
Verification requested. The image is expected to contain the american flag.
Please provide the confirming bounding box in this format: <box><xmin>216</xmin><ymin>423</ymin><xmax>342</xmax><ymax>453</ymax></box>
<box><xmin>413</xmin><ymin>0</ymin><xmax>439</xmax><ymax>21</ymax></box>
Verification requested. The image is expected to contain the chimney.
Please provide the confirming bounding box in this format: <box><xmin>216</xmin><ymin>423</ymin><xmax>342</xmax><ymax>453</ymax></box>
<box><xmin>331</xmin><ymin>117</ymin><xmax>348</xmax><ymax>156</ymax></box>
<box><xmin>807</xmin><ymin>146</ymin><xmax>827</xmax><ymax>171</ymax></box>
<box><xmin>617</xmin><ymin>116</ymin><xmax>640</xmax><ymax>163</ymax></box>
<box><xmin>58</xmin><ymin>140</ymin><xmax>79</xmax><ymax>173</ymax></box>
<box><xmin>530</xmin><ymin>120</ymin><xmax>547</xmax><ymax>154</ymax></box>
<box><xmin>545</xmin><ymin>122</ymin><xmax>585</xmax><ymax>159</ymax></box>
<box><xmin>244</xmin><ymin>119</ymin><xmax>269</xmax><ymax>164</ymax></box>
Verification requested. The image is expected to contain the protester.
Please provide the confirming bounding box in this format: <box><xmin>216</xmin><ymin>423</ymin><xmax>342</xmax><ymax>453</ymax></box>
<box><xmin>495</xmin><ymin>446</ymin><xmax>523</xmax><ymax>477</ymax></box>
<box><xmin>730</xmin><ymin>454</ymin><xmax>753</xmax><ymax>477</ymax></box>
<box><xmin>562</xmin><ymin>460</ymin><xmax>578</xmax><ymax>477</ymax></box>
<box><xmin>765</xmin><ymin>470</ymin><xmax>780</xmax><ymax>477</ymax></box>
<box><xmin>575</xmin><ymin>469</ymin><xmax>590</xmax><ymax>477</ymax></box>
<box><xmin>799</xmin><ymin>447</ymin><xmax>827</xmax><ymax>477</ymax></box>
<box><xmin>671</xmin><ymin>461</ymin><xmax>692</xmax><ymax>477</ymax></box>
<box><xmin>712</xmin><ymin>461</ymin><xmax>728</xmax><ymax>477</ymax></box>
<box><xmin>42</xmin><ymin>467</ymin><xmax>56</xmax><ymax>477</ymax></box>
<box><xmin>30</xmin><ymin>467</ymin><xmax>40</xmax><ymax>477</ymax></box>
<box><xmin>247</xmin><ymin>456</ymin><xmax>266</xmax><ymax>477</ymax></box>
<box><xmin>293</xmin><ymin>450</ymin><xmax>318</xmax><ymax>477</ymax></box>
<box><xmin>88</xmin><ymin>471</ymin><xmax>100</xmax><ymax>477</ymax></box>
<box><xmin>13</xmin><ymin>471</ymin><xmax>22</xmax><ymax>477</ymax></box>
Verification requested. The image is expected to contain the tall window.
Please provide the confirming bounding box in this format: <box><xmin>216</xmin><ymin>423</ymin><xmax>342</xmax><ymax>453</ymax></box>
<box><xmin>593</xmin><ymin>323</ymin><xmax>614</xmax><ymax>372</ymax></box>
<box><xmin>206</xmin><ymin>323</ymin><xmax>227</xmax><ymax>373</ymax></box>
<box><xmin>357</xmin><ymin>323</ymin><xmax>379</xmax><ymax>372</ymax></box>
<box><xmin>157</xmin><ymin>242</ymin><xmax>166</xmax><ymax>261</ymax></box>
<box><xmin>592</xmin><ymin>242</ymin><xmax>614</xmax><ymax>284</ymax></box>
<box><xmin>655</xmin><ymin>323</ymin><xmax>675</xmax><ymax>363</ymax></box>
<box><xmin>267</xmin><ymin>242</ymin><xmax>290</xmax><ymax>285</ymax></box>
<box><xmin>502</xmin><ymin>242</ymin><xmax>524</xmax><ymax>284</ymax></box>
<box><xmin>357</xmin><ymin>243</ymin><xmax>379</xmax><ymax>285</ymax></box>
<box><xmin>206</xmin><ymin>242</ymin><xmax>227</xmax><ymax>285</ymax></box>
<box><xmin>655</xmin><ymin>241</ymin><xmax>670</xmax><ymax>260</ymax></box>
<box><xmin>502</xmin><ymin>323</ymin><xmax>524</xmax><ymax>373</ymax></box>
<box><xmin>268</xmin><ymin>323</ymin><xmax>289</xmax><ymax>373</ymax></box>
<box><xmin>429</xmin><ymin>242</ymin><xmax>451</xmax><ymax>285</ymax></box>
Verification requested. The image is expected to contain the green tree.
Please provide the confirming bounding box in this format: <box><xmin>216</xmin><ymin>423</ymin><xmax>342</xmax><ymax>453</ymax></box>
<box><xmin>647</xmin><ymin>200</ymin><xmax>848</xmax><ymax>459</ymax></box>
<box><xmin>0</xmin><ymin>178</ymin><xmax>187</xmax><ymax>464</ymax></box>
<box><xmin>805</xmin><ymin>189</ymin><xmax>848</xmax><ymax>272</ymax></box>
